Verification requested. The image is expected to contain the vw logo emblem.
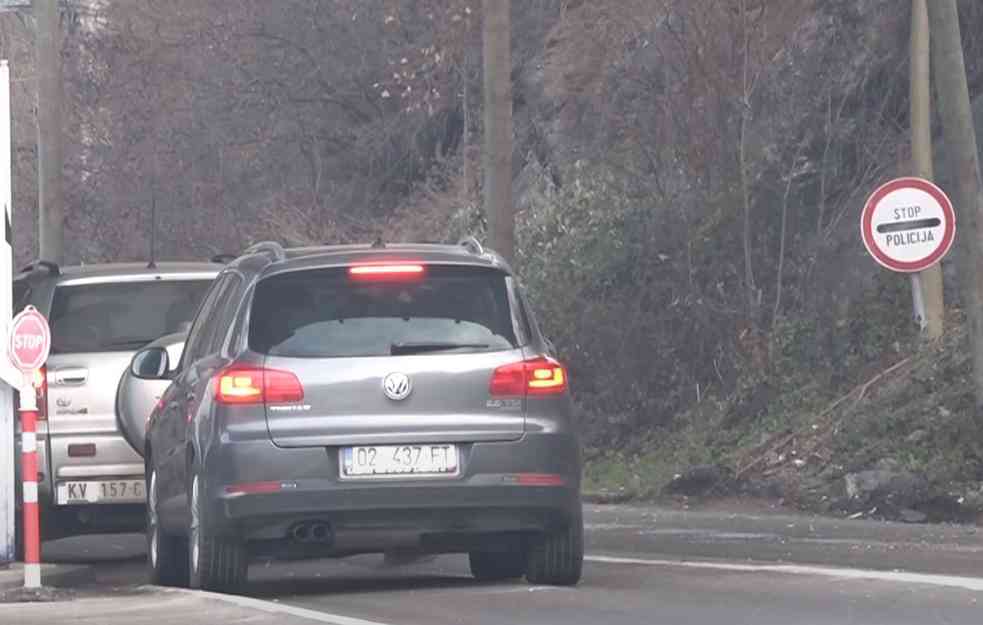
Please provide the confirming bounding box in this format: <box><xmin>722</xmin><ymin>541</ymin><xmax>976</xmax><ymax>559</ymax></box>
<box><xmin>383</xmin><ymin>372</ymin><xmax>412</xmax><ymax>401</ymax></box>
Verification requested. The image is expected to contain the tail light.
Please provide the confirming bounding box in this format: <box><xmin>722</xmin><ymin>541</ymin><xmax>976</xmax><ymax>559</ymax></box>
<box><xmin>490</xmin><ymin>357</ymin><xmax>568</xmax><ymax>397</ymax></box>
<box><xmin>215</xmin><ymin>367</ymin><xmax>304</xmax><ymax>405</ymax></box>
<box><xmin>35</xmin><ymin>366</ymin><xmax>48</xmax><ymax>421</ymax></box>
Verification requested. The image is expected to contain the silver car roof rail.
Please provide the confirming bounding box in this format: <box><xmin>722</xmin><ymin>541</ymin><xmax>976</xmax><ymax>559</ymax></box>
<box><xmin>458</xmin><ymin>236</ymin><xmax>484</xmax><ymax>256</ymax></box>
<box><xmin>243</xmin><ymin>241</ymin><xmax>287</xmax><ymax>262</ymax></box>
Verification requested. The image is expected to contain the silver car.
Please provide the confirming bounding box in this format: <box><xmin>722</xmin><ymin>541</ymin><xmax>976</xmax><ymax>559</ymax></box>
<box><xmin>139</xmin><ymin>240</ymin><xmax>583</xmax><ymax>592</ymax></box>
<box><xmin>12</xmin><ymin>261</ymin><xmax>219</xmax><ymax>557</ymax></box>
<box><xmin>116</xmin><ymin>331</ymin><xmax>186</xmax><ymax>458</ymax></box>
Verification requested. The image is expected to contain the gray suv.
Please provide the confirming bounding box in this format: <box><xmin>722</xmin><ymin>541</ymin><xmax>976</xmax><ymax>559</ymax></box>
<box><xmin>138</xmin><ymin>239</ymin><xmax>583</xmax><ymax>592</ymax></box>
<box><xmin>12</xmin><ymin>260</ymin><xmax>219</xmax><ymax>556</ymax></box>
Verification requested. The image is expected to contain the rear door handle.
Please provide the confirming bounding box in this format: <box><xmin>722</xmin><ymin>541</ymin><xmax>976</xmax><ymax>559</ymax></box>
<box><xmin>53</xmin><ymin>368</ymin><xmax>88</xmax><ymax>386</ymax></box>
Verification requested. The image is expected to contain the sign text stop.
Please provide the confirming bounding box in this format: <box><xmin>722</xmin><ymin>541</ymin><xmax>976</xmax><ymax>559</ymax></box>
<box><xmin>8</xmin><ymin>306</ymin><xmax>50</xmax><ymax>372</ymax></box>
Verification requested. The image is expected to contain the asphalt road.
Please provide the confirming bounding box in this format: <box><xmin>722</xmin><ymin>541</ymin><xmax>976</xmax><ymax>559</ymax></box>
<box><xmin>33</xmin><ymin>503</ymin><xmax>983</xmax><ymax>625</ymax></box>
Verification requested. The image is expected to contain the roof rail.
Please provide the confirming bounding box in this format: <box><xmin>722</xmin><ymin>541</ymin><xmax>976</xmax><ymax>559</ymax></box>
<box><xmin>210</xmin><ymin>253</ymin><xmax>238</xmax><ymax>264</ymax></box>
<box><xmin>20</xmin><ymin>260</ymin><xmax>61</xmax><ymax>276</ymax></box>
<box><xmin>242</xmin><ymin>241</ymin><xmax>286</xmax><ymax>262</ymax></box>
<box><xmin>458</xmin><ymin>236</ymin><xmax>484</xmax><ymax>256</ymax></box>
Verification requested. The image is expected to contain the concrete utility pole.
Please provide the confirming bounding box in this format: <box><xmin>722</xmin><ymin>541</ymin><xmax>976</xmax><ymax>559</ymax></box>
<box><xmin>910</xmin><ymin>0</ymin><xmax>944</xmax><ymax>340</ymax></box>
<box><xmin>927</xmin><ymin>0</ymin><xmax>983</xmax><ymax>427</ymax></box>
<box><xmin>482</xmin><ymin>0</ymin><xmax>514</xmax><ymax>264</ymax></box>
<box><xmin>0</xmin><ymin>59</ymin><xmax>15</xmax><ymax>566</ymax></box>
<box><xmin>33</xmin><ymin>0</ymin><xmax>64</xmax><ymax>265</ymax></box>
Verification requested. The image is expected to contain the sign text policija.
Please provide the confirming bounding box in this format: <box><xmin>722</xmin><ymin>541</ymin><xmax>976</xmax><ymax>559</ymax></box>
<box><xmin>861</xmin><ymin>177</ymin><xmax>955</xmax><ymax>274</ymax></box>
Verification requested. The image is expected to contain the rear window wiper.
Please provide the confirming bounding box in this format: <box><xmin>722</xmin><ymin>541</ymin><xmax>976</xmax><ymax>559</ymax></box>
<box><xmin>390</xmin><ymin>341</ymin><xmax>490</xmax><ymax>356</ymax></box>
<box><xmin>104</xmin><ymin>338</ymin><xmax>158</xmax><ymax>350</ymax></box>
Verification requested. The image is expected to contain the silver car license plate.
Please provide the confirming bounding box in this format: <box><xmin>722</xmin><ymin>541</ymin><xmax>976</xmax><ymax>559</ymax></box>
<box><xmin>56</xmin><ymin>479</ymin><xmax>146</xmax><ymax>505</ymax></box>
<box><xmin>341</xmin><ymin>444</ymin><xmax>459</xmax><ymax>479</ymax></box>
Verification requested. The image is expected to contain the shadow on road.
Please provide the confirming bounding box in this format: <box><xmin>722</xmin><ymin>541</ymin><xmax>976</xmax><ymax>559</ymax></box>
<box><xmin>245</xmin><ymin>553</ymin><xmax>492</xmax><ymax>598</ymax></box>
<box><xmin>41</xmin><ymin>533</ymin><xmax>147</xmax><ymax>565</ymax></box>
<box><xmin>245</xmin><ymin>572</ymin><xmax>483</xmax><ymax>598</ymax></box>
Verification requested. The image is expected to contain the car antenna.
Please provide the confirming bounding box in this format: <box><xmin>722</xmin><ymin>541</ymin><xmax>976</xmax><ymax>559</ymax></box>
<box><xmin>148</xmin><ymin>193</ymin><xmax>158</xmax><ymax>269</ymax></box>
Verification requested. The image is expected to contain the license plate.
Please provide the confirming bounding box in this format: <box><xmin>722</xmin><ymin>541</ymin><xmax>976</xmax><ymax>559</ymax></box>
<box><xmin>341</xmin><ymin>444</ymin><xmax>459</xmax><ymax>479</ymax></box>
<box><xmin>56</xmin><ymin>480</ymin><xmax>145</xmax><ymax>505</ymax></box>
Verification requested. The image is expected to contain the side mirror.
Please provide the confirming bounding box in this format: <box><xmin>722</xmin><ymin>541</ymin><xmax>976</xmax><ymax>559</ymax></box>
<box><xmin>131</xmin><ymin>347</ymin><xmax>170</xmax><ymax>380</ymax></box>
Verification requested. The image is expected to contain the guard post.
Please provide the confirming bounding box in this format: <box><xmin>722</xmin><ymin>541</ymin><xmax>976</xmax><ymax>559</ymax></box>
<box><xmin>9</xmin><ymin>306</ymin><xmax>52</xmax><ymax>588</ymax></box>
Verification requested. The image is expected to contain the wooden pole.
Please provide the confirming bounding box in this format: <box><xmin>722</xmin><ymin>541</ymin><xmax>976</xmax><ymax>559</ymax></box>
<box><xmin>910</xmin><ymin>0</ymin><xmax>944</xmax><ymax>340</ymax></box>
<box><xmin>482</xmin><ymin>0</ymin><xmax>514</xmax><ymax>263</ymax></box>
<box><xmin>928</xmin><ymin>0</ymin><xmax>983</xmax><ymax>426</ymax></box>
<box><xmin>33</xmin><ymin>0</ymin><xmax>64</xmax><ymax>264</ymax></box>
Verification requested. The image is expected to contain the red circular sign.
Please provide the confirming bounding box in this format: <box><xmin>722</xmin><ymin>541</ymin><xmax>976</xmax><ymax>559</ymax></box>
<box><xmin>9</xmin><ymin>307</ymin><xmax>51</xmax><ymax>372</ymax></box>
<box><xmin>861</xmin><ymin>177</ymin><xmax>956</xmax><ymax>273</ymax></box>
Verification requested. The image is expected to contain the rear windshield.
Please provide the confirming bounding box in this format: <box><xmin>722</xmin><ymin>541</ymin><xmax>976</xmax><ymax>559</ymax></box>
<box><xmin>250</xmin><ymin>265</ymin><xmax>518</xmax><ymax>358</ymax></box>
<box><xmin>50</xmin><ymin>280</ymin><xmax>213</xmax><ymax>354</ymax></box>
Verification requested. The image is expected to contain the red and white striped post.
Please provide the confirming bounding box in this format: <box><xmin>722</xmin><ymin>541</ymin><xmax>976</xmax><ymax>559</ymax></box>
<box><xmin>9</xmin><ymin>306</ymin><xmax>51</xmax><ymax>589</ymax></box>
<box><xmin>19</xmin><ymin>372</ymin><xmax>40</xmax><ymax>588</ymax></box>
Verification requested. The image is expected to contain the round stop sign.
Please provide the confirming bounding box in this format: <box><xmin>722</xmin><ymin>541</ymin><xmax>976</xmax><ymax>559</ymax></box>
<box><xmin>861</xmin><ymin>177</ymin><xmax>956</xmax><ymax>273</ymax></box>
<box><xmin>9</xmin><ymin>306</ymin><xmax>51</xmax><ymax>372</ymax></box>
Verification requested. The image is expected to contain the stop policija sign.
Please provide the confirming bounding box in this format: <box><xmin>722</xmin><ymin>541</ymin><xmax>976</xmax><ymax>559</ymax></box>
<box><xmin>9</xmin><ymin>306</ymin><xmax>51</xmax><ymax>372</ymax></box>
<box><xmin>861</xmin><ymin>177</ymin><xmax>956</xmax><ymax>273</ymax></box>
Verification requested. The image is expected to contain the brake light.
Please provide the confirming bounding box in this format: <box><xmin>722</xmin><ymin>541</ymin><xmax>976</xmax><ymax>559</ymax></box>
<box><xmin>507</xmin><ymin>473</ymin><xmax>567</xmax><ymax>487</ymax></box>
<box><xmin>35</xmin><ymin>366</ymin><xmax>47</xmax><ymax>421</ymax></box>
<box><xmin>265</xmin><ymin>370</ymin><xmax>306</xmax><ymax>403</ymax></box>
<box><xmin>215</xmin><ymin>367</ymin><xmax>304</xmax><ymax>405</ymax></box>
<box><xmin>489</xmin><ymin>357</ymin><xmax>568</xmax><ymax>397</ymax></box>
<box><xmin>225</xmin><ymin>481</ymin><xmax>283</xmax><ymax>495</ymax></box>
<box><xmin>349</xmin><ymin>264</ymin><xmax>425</xmax><ymax>280</ymax></box>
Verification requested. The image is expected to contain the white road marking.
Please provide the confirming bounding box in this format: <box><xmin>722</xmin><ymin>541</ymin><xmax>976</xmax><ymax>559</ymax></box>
<box><xmin>586</xmin><ymin>555</ymin><xmax>983</xmax><ymax>592</ymax></box>
<box><xmin>160</xmin><ymin>587</ymin><xmax>396</xmax><ymax>625</ymax></box>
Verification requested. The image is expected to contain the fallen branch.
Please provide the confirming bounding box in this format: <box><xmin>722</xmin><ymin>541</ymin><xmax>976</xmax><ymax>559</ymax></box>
<box><xmin>735</xmin><ymin>357</ymin><xmax>913</xmax><ymax>479</ymax></box>
<box><xmin>853</xmin><ymin>357</ymin><xmax>913</xmax><ymax>406</ymax></box>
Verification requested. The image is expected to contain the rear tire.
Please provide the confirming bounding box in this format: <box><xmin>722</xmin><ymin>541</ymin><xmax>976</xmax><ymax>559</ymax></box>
<box><xmin>525</xmin><ymin>507</ymin><xmax>584</xmax><ymax>586</ymax></box>
<box><xmin>147</xmin><ymin>467</ymin><xmax>189</xmax><ymax>587</ymax></box>
<box><xmin>188</xmin><ymin>471</ymin><xmax>248</xmax><ymax>593</ymax></box>
<box><xmin>469</xmin><ymin>547</ymin><xmax>527</xmax><ymax>581</ymax></box>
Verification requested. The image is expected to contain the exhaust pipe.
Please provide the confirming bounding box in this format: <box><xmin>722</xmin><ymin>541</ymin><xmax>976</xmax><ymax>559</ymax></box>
<box><xmin>289</xmin><ymin>521</ymin><xmax>333</xmax><ymax>544</ymax></box>
<box><xmin>311</xmin><ymin>523</ymin><xmax>330</xmax><ymax>542</ymax></box>
<box><xmin>291</xmin><ymin>523</ymin><xmax>310</xmax><ymax>542</ymax></box>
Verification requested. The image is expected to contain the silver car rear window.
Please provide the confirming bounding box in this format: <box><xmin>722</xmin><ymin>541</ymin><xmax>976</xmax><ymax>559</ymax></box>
<box><xmin>49</xmin><ymin>280</ymin><xmax>212</xmax><ymax>354</ymax></box>
<box><xmin>249</xmin><ymin>265</ymin><xmax>518</xmax><ymax>358</ymax></box>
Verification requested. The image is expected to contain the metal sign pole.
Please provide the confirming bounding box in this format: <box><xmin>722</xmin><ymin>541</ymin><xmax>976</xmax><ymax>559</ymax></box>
<box><xmin>911</xmin><ymin>272</ymin><xmax>927</xmax><ymax>331</ymax></box>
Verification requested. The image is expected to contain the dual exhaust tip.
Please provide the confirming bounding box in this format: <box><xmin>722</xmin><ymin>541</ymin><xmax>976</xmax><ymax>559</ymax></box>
<box><xmin>290</xmin><ymin>521</ymin><xmax>333</xmax><ymax>544</ymax></box>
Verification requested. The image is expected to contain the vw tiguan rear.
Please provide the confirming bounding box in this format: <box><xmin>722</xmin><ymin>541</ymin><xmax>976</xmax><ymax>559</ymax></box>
<box><xmin>142</xmin><ymin>239</ymin><xmax>583</xmax><ymax>591</ymax></box>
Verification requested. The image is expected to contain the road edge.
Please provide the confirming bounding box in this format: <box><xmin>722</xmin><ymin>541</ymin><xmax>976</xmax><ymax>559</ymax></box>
<box><xmin>0</xmin><ymin>563</ymin><xmax>93</xmax><ymax>592</ymax></box>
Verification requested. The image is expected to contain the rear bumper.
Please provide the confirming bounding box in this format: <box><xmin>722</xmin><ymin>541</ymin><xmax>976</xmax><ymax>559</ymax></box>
<box><xmin>202</xmin><ymin>433</ymin><xmax>582</xmax><ymax>546</ymax></box>
<box><xmin>15</xmin><ymin>428</ymin><xmax>146</xmax><ymax>538</ymax></box>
